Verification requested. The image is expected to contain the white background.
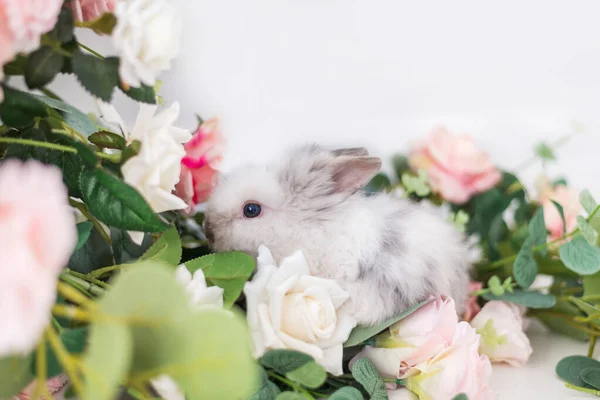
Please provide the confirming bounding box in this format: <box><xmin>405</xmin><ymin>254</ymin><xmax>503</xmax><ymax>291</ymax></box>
<box><xmin>35</xmin><ymin>1</ymin><xmax>600</xmax><ymax>398</ymax></box>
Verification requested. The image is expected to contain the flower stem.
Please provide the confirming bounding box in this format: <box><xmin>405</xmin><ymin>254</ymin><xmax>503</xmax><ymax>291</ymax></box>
<box><xmin>565</xmin><ymin>382</ymin><xmax>600</xmax><ymax>396</ymax></box>
<box><xmin>0</xmin><ymin>137</ymin><xmax>77</xmax><ymax>153</ymax></box>
<box><xmin>32</xmin><ymin>336</ymin><xmax>53</xmax><ymax>400</ymax></box>
<box><xmin>77</xmin><ymin>42</ymin><xmax>104</xmax><ymax>59</ymax></box>
<box><xmin>62</xmin><ymin>273</ymin><xmax>106</xmax><ymax>296</ymax></box>
<box><xmin>67</xmin><ymin>269</ymin><xmax>110</xmax><ymax>290</ymax></box>
<box><xmin>589</xmin><ymin>336</ymin><xmax>598</xmax><ymax>358</ymax></box>
<box><xmin>88</xmin><ymin>264</ymin><xmax>128</xmax><ymax>279</ymax></box>
<box><xmin>267</xmin><ymin>371</ymin><xmax>315</xmax><ymax>399</ymax></box>
<box><xmin>39</xmin><ymin>88</ymin><xmax>62</xmax><ymax>101</ymax></box>
<box><xmin>52</xmin><ymin>304</ymin><xmax>92</xmax><ymax>322</ymax></box>
<box><xmin>51</xmin><ymin>316</ymin><xmax>64</xmax><ymax>334</ymax></box>
<box><xmin>46</xmin><ymin>327</ymin><xmax>84</xmax><ymax>397</ymax></box>
<box><xmin>69</xmin><ymin>199</ymin><xmax>113</xmax><ymax>247</ymax></box>
<box><xmin>59</xmin><ymin>275</ymin><xmax>93</xmax><ymax>298</ymax></box>
<box><xmin>57</xmin><ymin>281</ymin><xmax>96</xmax><ymax>307</ymax></box>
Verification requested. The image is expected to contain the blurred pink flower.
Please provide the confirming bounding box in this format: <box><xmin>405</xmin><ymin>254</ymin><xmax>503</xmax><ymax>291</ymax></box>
<box><xmin>0</xmin><ymin>3</ymin><xmax>13</xmax><ymax>102</ymax></box>
<box><xmin>0</xmin><ymin>161</ymin><xmax>76</xmax><ymax>356</ymax></box>
<box><xmin>70</xmin><ymin>0</ymin><xmax>116</xmax><ymax>22</ymax></box>
<box><xmin>175</xmin><ymin>117</ymin><xmax>224</xmax><ymax>213</ymax></box>
<box><xmin>463</xmin><ymin>281</ymin><xmax>483</xmax><ymax>322</ymax></box>
<box><xmin>0</xmin><ymin>0</ymin><xmax>63</xmax><ymax>54</ymax></box>
<box><xmin>409</xmin><ymin>126</ymin><xmax>502</xmax><ymax>204</ymax></box>
<box><xmin>537</xmin><ymin>178</ymin><xmax>582</xmax><ymax>241</ymax></box>
<box><xmin>14</xmin><ymin>374</ymin><xmax>68</xmax><ymax>400</ymax></box>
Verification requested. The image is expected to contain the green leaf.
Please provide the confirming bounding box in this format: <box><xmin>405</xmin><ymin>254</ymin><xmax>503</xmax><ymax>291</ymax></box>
<box><xmin>120</xmin><ymin>140</ymin><xmax>141</xmax><ymax>165</ymax></box>
<box><xmin>350</xmin><ymin>358</ymin><xmax>389</xmax><ymax>400</ymax></box>
<box><xmin>259</xmin><ymin>349</ymin><xmax>313</xmax><ymax>374</ymax></box>
<box><xmin>577</xmin><ymin>216</ymin><xmax>599</xmax><ymax>246</ymax></box>
<box><xmin>392</xmin><ymin>154</ymin><xmax>410</xmax><ymax>180</ymax></box>
<box><xmin>82</xmin><ymin>321</ymin><xmax>132</xmax><ymax>400</ymax></box>
<box><xmin>529</xmin><ymin>207</ymin><xmax>547</xmax><ymax>256</ymax></box>
<box><xmin>68</xmin><ymin>227</ymin><xmax>114</xmax><ymax>274</ymax></box>
<box><xmin>247</xmin><ymin>367</ymin><xmax>281</xmax><ymax>400</ymax></box>
<box><xmin>344</xmin><ymin>298</ymin><xmax>433</xmax><ymax>347</ymax></box>
<box><xmin>89</xmin><ymin>131</ymin><xmax>126</xmax><ymax>150</ymax></box>
<box><xmin>76</xmin><ymin>12</ymin><xmax>117</xmax><ymax>35</ymax></box>
<box><xmin>80</xmin><ymin>168</ymin><xmax>169</xmax><ymax>232</ymax></box>
<box><xmin>487</xmin><ymin>275</ymin><xmax>504</xmax><ymax>296</ymax></box>
<box><xmin>75</xmin><ymin>221</ymin><xmax>94</xmax><ymax>251</ymax></box>
<box><xmin>3</xmin><ymin>54</ymin><xmax>28</xmax><ymax>76</ymax></box>
<box><xmin>551</xmin><ymin>200</ymin><xmax>567</xmax><ymax>235</ymax></box>
<box><xmin>513</xmin><ymin>237</ymin><xmax>537</xmax><ymax>289</ymax></box>
<box><xmin>33</xmin><ymin>95</ymin><xmax>97</xmax><ymax>137</ymax></box>
<box><xmin>556</xmin><ymin>355</ymin><xmax>600</xmax><ymax>387</ymax></box>
<box><xmin>534</xmin><ymin>142</ymin><xmax>556</xmax><ymax>161</ymax></box>
<box><xmin>25</xmin><ymin>46</ymin><xmax>65</xmax><ymax>89</ymax></box>
<box><xmin>0</xmin><ymin>85</ymin><xmax>49</xmax><ymax>127</ymax></box>
<box><xmin>570</xmin><ymin>297</ymin><xmax>600</xmax><ymax>319</ymax></box>
<box><xmin>184</xmin><ymin>251</ymin><xmax>256</xmax><ymax>308</ymax></box>
<box><xmin>581</xmin><ymin>368</ymin><xmax>600</xmax><ymax>390</ymax></box>
<box><xmin>483</xmin><ymin>290</ymin><xmax>556</xmax><ymax>308</ymax></box>
<box><xmin>33</xmin><ymin>328</ymin><xmax>87</xmax><ymax>377</ymax></box>
<box><xmin>559</xmin><ymin>236</ymin><xmax>600</xmax><ymax>275</ymax></box>
<box><xmin>285</xmin><ymin>361</ymin><xmax>327</xmax><ymax>389</ymax></box>
<box><xmin>329</xmin><ymin>386</ymin><xmax>364</xmax><ymax>400</ymax></box>
<box><xmin>580</xmin><ymin>189</ymin><xmax>598</xmax><ymax>216</ymax></box>
<box><xmin>48</xmin><ymin>7</ymin><xmax>74</xmax><ymax>43</ymax></box>
<box><xmin>452</xmin><ymin>395</ymin><xmax>468</xmax><ymax>400</ymax></box>
<box><xmin>365</xmin><ymin>173</ymin><xmax>392</xmax><ymax>195</ymax></box>
<box><xmin>71</xmin><ymin>51</ymin><xmax>119</xmax><ymax>102</ymax></box>
<box><xmin>139</xmin><ymin>226</ymin><xmax>182</xmax><ymax>266</ymax></box>
<box><xmin>110</xmin><ymin>228</ymin><xmax>152</xmax><ymax>265</ymax></box>
<box><xmin>71</xmin><ymin>141</ymin><xmax>98</xmax><ymax>169</ymax></box>
<box><xmin>0</xmin><ymin>355</ymin><xmax>34</xmax><ymax>398</ymax></box>
<box><xmin>584</xmin><ymin>273</ymin><xmax>600</xmax><ymax>298</ymax></box>
<box><xmin>401</xmin><ymin>170</ymin><xmax>430</xmax><ymax>197</ymax></box>
<box><xmin>275</xmin><ymin>393</ymin><xmax>305</xmax><ymax>400</ymax></box>
<box><xmin>537</xmin><ymin>299</ymin><xmax>588</xmax><ymax>341</ymax></box>
<box><xmin>119</xmin><ymin>82</ymin><xmax>157</xmax><ymax>104</ymax></box>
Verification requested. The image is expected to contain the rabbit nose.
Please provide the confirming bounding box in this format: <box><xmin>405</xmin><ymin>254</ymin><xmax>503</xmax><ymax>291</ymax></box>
<box><xmin>203</xmin><ymin>217</ymin><xmax>215</xmax><ymax>244</ymax></box>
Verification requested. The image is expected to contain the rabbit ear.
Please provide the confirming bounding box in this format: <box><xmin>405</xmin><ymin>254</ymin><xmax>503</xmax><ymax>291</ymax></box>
<box><xmin>331</xmin><ymin>147</ymin><xmax>369</xmax><ymax>157</ymax></box>
<box><xmin>330</xmin><ymin>156</ymin><xmax>381</xmax><ymax>194</ymax></box>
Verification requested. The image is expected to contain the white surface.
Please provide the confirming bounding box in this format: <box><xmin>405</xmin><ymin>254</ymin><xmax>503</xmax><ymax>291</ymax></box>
<box><xmin>16</xmin><ymin>1</ymin><xmax>600</xmax><ymax>398</ymax></box>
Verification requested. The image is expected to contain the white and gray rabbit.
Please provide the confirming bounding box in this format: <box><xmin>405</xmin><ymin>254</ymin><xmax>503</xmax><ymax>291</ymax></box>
<box><xmin>204</xmin><ymin>144</ymin><xmax>476</xmax><ymax>326</ymax></box>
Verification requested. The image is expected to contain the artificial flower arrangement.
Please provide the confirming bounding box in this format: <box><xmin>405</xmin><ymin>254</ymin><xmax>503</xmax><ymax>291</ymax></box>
<box><xmin>2</xmin><ymin>1</ymin><xmax>600</xmax><ymax>400</ymax></box>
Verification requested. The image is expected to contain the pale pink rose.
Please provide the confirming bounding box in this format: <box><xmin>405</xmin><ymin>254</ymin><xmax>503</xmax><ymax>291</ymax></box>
<box><xmin>0</xmin><ymin>161</ymin><xmax>76</xmax><ymax>356</ymax></box>
<box><xmin>537</xmin><ymin>178</ymin><xmax>582</xmax><ymax>241</ymax></box>
<box><xmin>470</xmin><ymin>301</ymin><xmax>532</xmax><ymax>367</ymax></box>
<box><xmin>1</xmin><ymin>0</ymin><xmax>63</xmax><ymax>54</ymax></box>
<box><xmin>174</xmin><ymin>117</ymin><xmax>224</xmax><ymax>214</ymax></box>
<box><xmin>409</xmin><ymin>127</ymin><xmax>502</xmax><ymax>204</ymax></box>
<box><xmin>14</xmin><ymin>374</ymin><xmax>68</xmax><ymax>400</ymax></box>
<box><xmin>356</xmin><ymin>296</ymin><xmax>458</xmax><ymax>378</ymax></box>
<box><xmin>70</xmin><ymin>0</ymin><xmax>116</xmax><ymax>22</ymax></box>
<box><xmin>0</xmin><ymin>3</ymin><xmax>14</xmax><ymax>102</ymax></box>
<box><xmin>400</xmin><ymin>322</ymin><xmax>494</xmax><ymax>400</ymax></box>
<box><xmin>463</xmin><ymin>281</ymin><xmax>483</xmax><ymax>322</ymax></box>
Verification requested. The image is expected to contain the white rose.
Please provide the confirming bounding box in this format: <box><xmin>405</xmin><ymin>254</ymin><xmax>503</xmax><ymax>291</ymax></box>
<box><xmin>244</xmin><ymin>246</ymin><xmax>357</xmax><ymax>375</ymax></box>
<box><xmin>113</xmin><ymin>0</ymin><xmax>182</xmax><ymax>87</ymax></box>
<box><xmin>470</xmin><ymin>301</ymin><xmax>532</xmax><ymax>367</ymax></box>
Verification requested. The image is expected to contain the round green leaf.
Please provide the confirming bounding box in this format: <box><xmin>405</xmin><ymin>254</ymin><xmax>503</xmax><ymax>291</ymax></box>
<box><xmin>577</xmin><ymin>216</ymin><xmax>599</xmax><ymax>247</ymax></box>
<box><xmin>580</xmin><ymin>189</ymin><xmax>598</xmax><ymax>216</ymax></box>
<box><xmin>528</xmin><ymin>207</ymin><xmax>547</xmax><ymax>256</ymax></box>
<box><xmin>350</xmin><ymin>358</ymin><xmax>388</xmax><ymax>400</ymax></box>
<box><xmin>581</xmin><ymin>368</ymin><xmax>600</xmax><ymax>390</ymax></box>
<box><xmin>139</xmin><ymin>226</ymin><xmax>182</xmax><ymax>266</ymax></box>
<box><xmin>559</xmin><ymin>236</ymin><xmax>600</xmax><ymax>275</ymax></box>
<box><xmin>329</xmin><ymin>386</ymin><xmax>364</xmax><ymax>400</ymax></box>
<box><xmin>248</xmin><ymin>367</ymin><xmax>281</xmax><ymax>400</ymax></box>
<box><xmin>25</xmin><ymin>46</ymin><xmax>65</xmax><ymax>89</ymax></box>
<box><xmin>285</xmin><ymin>361</ymin><xmax>327</xmax><ymax>389</ymax></box>
<box><xmin>556</xmin><ymin>355</ymin><xmax>600</xmax><ymax>387</ymax></box>
<box><xmin>275</xmin><ymin>393</ymin><xmax>305</xmax><ymax>400</ymax></box>
<box><xmin>513</xmin><ymin>237</ymin><xmax>537</xmax><ymax>289</ymax></box>
<box><xmin>80</xmin><ymin>168</ymin><xmax>169</xmax><ymax>232</ymax></box>
<box><xmin>259</xmin><ymin>349</ymin><xmax>313</xmax><ymax>374</ymax></box>
<box><xmin>482</xmin><ymin>291</ymin><xmax>556</xmax><ymax>308</ymax></box>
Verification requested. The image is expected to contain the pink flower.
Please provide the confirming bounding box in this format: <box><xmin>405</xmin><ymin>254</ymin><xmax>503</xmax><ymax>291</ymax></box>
<box><xmin>0</xmin><ymin>4</ymin><xmax>13</xmax><ymax>102</ymax></box>
<box><xmin>463</xmin><ymin>281</ymin><xmax>483</xmax><ymax>322</ymax></box>
<box><xmin>537</xmin><ymin>178</ymin><xmax>582</xmax><ymax>241</ymax></box>
<box><xmin>14</xmin><ymin>374</ymin><xmax>68</xmax><ymax>399</ymax></box>
<box><xmin>0</xmin><ymin>0</ymin><xmax>63</xmax><ymax>54</ymax></box>
<box><xmin>355</xmin><ymin>296</ymin><xmax>458</xmax><ymax>378</ymax></box>
<box><xmin>70</xmin><ymin>0</ymin><xmax>115</xmax><ymax>22</ymax></box>
<box><xmin>409</xmin><ymin>127</ymin><xmax>502</xmax><ymax>204</ymax></box>
<box><xmin>0</xmin><ymin>161</ymin><xmax>76</xmax><ymax>356</ymax></box>
<box><xmin>400</xmin><ymin>322</ymin><xmax>493</xmax><ymax>400</ymax></box>
<box><xmin>470</xmin><ymin>301</ymin><xmax>532</xmax><ymax>367</ymax></box>
<box><xmin>174</xmin><ymin>117</ymin><xmax>224</xmax><ymax>213</ymax></box>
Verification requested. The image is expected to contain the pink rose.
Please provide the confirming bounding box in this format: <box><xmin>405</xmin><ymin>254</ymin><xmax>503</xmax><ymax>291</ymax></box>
<box><xmin>15</xmin><ymin>374</ymin><xmax>68</xmax><ymax>399</ymax></box>
<box><xmin>0</xmin><ymin>4</ymin><xmax>13</xmax><ymax>102</ymax></box>
<box><xmin>463</xmin><ymin>281</ymin><xmax>483</xmax><ymax>322</ymax></box>
<box><xmin>174</xmin><ymin>117</ymin><xmax>224</xmax><ymax>214</ymax></box>
<box><xmin>537</xmin><ymin>178</ymin><xmax>582</xmax><ymax>241</ymax></box>
<box><xmin>356</xmin><ymin>296</ymin><xmax>458</xmax><ymax>377</ymax></box>
<box><xmin>70</xmin><ymin>0</ymin><xmax>116</xmax><ymax>22</ymax></box>
<box><xmin>409</xmin><ymin>127</ymin><xmax>502</xmax><ymax>204</ymax></box>
<box><xmin>400</xmin><ymin>322</ymin><xmax>493</xmax><ymax>400</ymax></box>
<box><xmin>0</xmin><ymin>161</ymin><xmax>76</xmax><ymax>356</ymax></box>
<box><xmin>0</xmin><ymin>0</ymin><xmax>63</xmax><ymax>54</ymax></box>
<box><xmin>470</xmin><ymin>301</ymin><xmax>532</xmax><ymax>367</ymax></box>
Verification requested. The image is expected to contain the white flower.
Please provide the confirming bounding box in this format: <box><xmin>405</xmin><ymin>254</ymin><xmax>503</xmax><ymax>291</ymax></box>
<box><xmin>243</xmin><ymin>246</ymin><xmax>357</xmax><ymax>375</ymax></box>
<box><xmin>96</xmin><ymin>101</ymin><xmax>192</xmax><ymax>214</ymax></box>
<box><xmin>175</xmin><ymin>265</ymin><xmax>224</xmax><ymax>309</ymax></box>
<box><xmin>151</xmin><ymin>375</ymin><xmax>185</xmax><ymax>400</ymax></box>
<box><xmin>470</xmin><ymin>301</ymin><xmax>532</xmax><ymax>367</ymax></box>
<box><xmin>112</xmin><ymin>0</ymin><xmax>182</xmax><ymax>87</ymax></box>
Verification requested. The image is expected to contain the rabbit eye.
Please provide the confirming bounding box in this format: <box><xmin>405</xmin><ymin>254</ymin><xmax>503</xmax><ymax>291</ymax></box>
<box><xmin>243</xmin><ymin>202</ymin><xmax>262</xmax><ymax>218</ymax></box>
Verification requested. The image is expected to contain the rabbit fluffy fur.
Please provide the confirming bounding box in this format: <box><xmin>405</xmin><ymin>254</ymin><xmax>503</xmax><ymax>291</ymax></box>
<box><xmin>204</xmin><ymin>144</ymin><xmax>474</xmax><ymax>325</ymax></box>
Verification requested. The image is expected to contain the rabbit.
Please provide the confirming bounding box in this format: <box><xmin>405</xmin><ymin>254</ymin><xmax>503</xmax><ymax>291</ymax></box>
<box><xmin>204</xmin><ymin>144</ymin><xmax>476</xmax><ymax>326</ymax></box>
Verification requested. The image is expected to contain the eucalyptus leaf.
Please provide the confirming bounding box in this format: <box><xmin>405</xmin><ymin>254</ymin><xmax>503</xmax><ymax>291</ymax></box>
<box><xmin>570</xmin><ymin>297</ymin><xmax>600</xmax><ymax>319</ymax></box>
<box><xmin>139</xmin><ymin>226</ymin><xmax>182</xmax><ymax>266</ymax></box>
<box><xmin>559</xmin><ymin>237</ymin><xmax>600</xmax><ymax>275</ymax></box>
<box><xmin>482</xmin><ymin>290</ymin><xmax>556</xmax><ymax>308</ymax></box>
<box><xmin>184</xmin><ymin>251</ymin><xmax>256</xmax><ymax>308</ymax></box>
<box><xmin>247</xmin><ymin>367</ymin><xmax>281</xmax><ymax>400</ymax></box>
<box><xmin>350</xmin><ymin>358</ymin><xmax>389</xmax><ymax>400</ymax></box>
<box><xmin>534</xmin><ymin>142</ymin><xmax>556</xmax><ymax>161</ymax></box>
<box><xmin>275</xmin><ymin>393</ymin><xmax>305</xmax><ymax>400</ymax></box>
<box><xmin>580</xmin><ymin>189</ymin><xmax>598</xmax><ymax>216</ymax></box>
<box><xmin>344</xmin><ymin>298</ymin><xmax>433</xmax><ymax>347</ymax></box>
<box><xmin>285</xmin><ymin>361</ymin><xmax>327</xmax><ymax>389</ymax></box>
<box><xmin>577</xmin><ymin>216</ymin><xmax>598</xmax><ymax>246</ymax></box>
<box><xmin>259</xmin><ymin>349</ymin><xmax>313</xmax><ymax>374</ymax></box>
<box><xmin>556</xmin><ymin>355</ymin><xmax>600</xmax><ymax>387</ymax></box>
<box><xmin>529</xmin><ymin>207</ymin><xmax>547</xmax><ymax>256</ymax></box>
<box><xmin>580</xmin><ymin>368</ymin><xmax>600</xmax><ymax>390</ymax></box>
<box><xmin>584</xmin><ymin>273</ymin><xmax>600</xmax><ymax>297</ymax></box>
<box><xmin>551</xmin><ymin>200</ymin><xmax>567</xmax><ymax>235</ymax></box>
<box><xmin>329</xmin><ymin>387</ymin><xmax>364</xmax><ymax>400</ymax></box>
<box><xmin>513</xmin><ymin>237</ymin><xmax>537</xmax><ymax>289</ymax></box>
